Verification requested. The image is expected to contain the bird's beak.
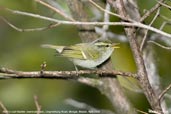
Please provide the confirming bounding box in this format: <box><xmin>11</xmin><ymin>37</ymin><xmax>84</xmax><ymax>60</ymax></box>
<box><xmin>112</xmin><ymin>43</ymin><xmax>120</xmax><ymax>48</ymax></box>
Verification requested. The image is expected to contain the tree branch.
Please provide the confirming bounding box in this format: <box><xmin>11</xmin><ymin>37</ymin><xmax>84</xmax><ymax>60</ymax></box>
<box><xmin>35</xmin><ymin>0</ymin><xmax>75</xmax><ymax>21</ymax></box>
<box><xmin>108</xmin><ymin>0</ymin><xmax>163</xmax><ymax>113</ymax></box>
<box><xmin>140</xmin><ymin>0</ymin><xmax>165</xmax><ymax>22</ymax></box>
<box><xmin>0</xmin><ymin>67</ymin><xmax>136</xmax><ymax>79</ymax></box>
<box><xmin>0</xmin><ymin>16</ymin><xmax>60</xmax><ymax>32</ymax></box>
<box><xmin>0</xmin><ymin>101</ymin><xmax>8</xmax><ymax>114</ymax></box>
<box><xmin>148</xmin><ymin>40</ymin><xmax>171</xmax><ymax>50</ymax></box>
<box><xmin>2</xmin><ymin>7</ymin><xmax>171</xmax><ymax>38</ymax></box>
<box><xmin>140</xmin><ymin>8</ymin><xmax>160</xmax><ymax>51</ymax></box>
<box><xmin>159</xmin><ymin>83</ymin><xmax>171</xmax><ymax>101</ymax></box>
<box><xmin>34</xmin><ymin>95</ymin><xmax>41</xmax><ymax>114</ymax></box>
<box><xmin>65</xmin><ymin>98</ymin><xmax>115</xmax><ymax>114</ymax></box>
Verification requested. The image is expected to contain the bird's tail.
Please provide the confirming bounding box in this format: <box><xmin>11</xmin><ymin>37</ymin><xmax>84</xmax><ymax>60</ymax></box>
<box><xmin>41</xmin><ymin>44</ymin><xmax>65</xmax><ymax>53</ymax></box>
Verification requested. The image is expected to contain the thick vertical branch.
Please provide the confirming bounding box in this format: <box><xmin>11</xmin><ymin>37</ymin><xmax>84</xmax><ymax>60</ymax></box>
<box><xmin>143</xmin><ymin>46</ymin><xmax>168</xmax><ymax>113</ymax></box>
<box><xmin>67</xmin><ymin>0</ymin><xmax>136</xmax><ymax>114</ymax></box>
<box><xmin>107</xmin><ymin>0</ymin><xmax>163</xmax><ymax>113</ymax></box>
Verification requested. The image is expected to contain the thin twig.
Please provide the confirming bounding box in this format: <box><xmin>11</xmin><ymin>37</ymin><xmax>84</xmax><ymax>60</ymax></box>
<box><xmin>34</xmin><ymin>95</ymin><xmax>41</xmax><ymax>114</ymax></box>
<box><xmin>158</xmin><ymin>14</ymin><xmax>171</xmax><ymax>38</ymax></box>
<box><xmin>136</xmin><ymin>109</ymin><xmax>149</xmax><ymax>114</ymax></box>
<box><xmin>0</xmin><ymin>16</ymin><xmax>60</xmax><ymax>32</ymax></box>
<box><xmin>159</xmin><ymin>15</ymin><xmax>171</xmax><ymax>30</ymax></box>
<box><xmin>159</xmin><ymin>21</ymin><xmax>167</xmax><ymax>30</ymax></box>
<box><xmin>95</xmin><ymin>27</ymin><xmax>128</xmax><ymax>42</ymax></box>
<box><xmin>46</xmin><ymin>0</ymin><xmax>64</xmax><ymax>11</ymax></box>
<box><xmin>148</xmin><ymin>109</ymin><xmax>161</xmax><ymax>114</ymax></box>
<box><xmin>140</xmin><ymin>0</ymin><xmax>164</xmax><ymax>22</ymax></box>
<box><xmin>140</xmin><ymin>8</ymin><xmax>160</xmax><ymax>51</ymax></box>
<box><xmin>65</xmin><ymin>98</ymin><xmax>115</xmax><ymax>114</ymax></box>
<box><xmin>0</xmin><ymin>67</ymin><xmax>136</xmax><ymax>79</ymax></box>
<box><xmin>3</xmin><ymin>8</ymin><xmax>171</xmax><ymax>38</ymax></box>
<box><xmin>88</xmin><ymin>0</ymin><xmax>126</xmax><ymax>21</ymax></box>
<box><xmin>103</xmin><ymin>2</ymin><xmax>110</xmax><ymax>31</ymax></box>
<box><xmin>148</xmin><ymin>40</ymin><xmax>171</xmax><ymax>50</ymax></box>
<box><xmin>157</xmin><ymin>0</ymin><xmax>171</xmax><ymax>10</ymax></box>
<box><xmin>159</xmin><ymin>83</ymin><xmax>171</xmax><ymax>101</ymax></box>
<box><xmin>101</xmin><ymin>2</ymin><xmax>110</xmax><ymax>39</ymax></box>
<box><xmin>0</xmin><ymin>101</ymin><xmax>8</xmax><ymax>114</ymax></box>
<box><xmin>159</xmin><ymin>15</ymin><xmax>171</xmax><ymax>22</ymax></box>
<box><xmin>35</xmin><ymin>0</ymin><xmax>75</xmax><ymax>21</ymax></box>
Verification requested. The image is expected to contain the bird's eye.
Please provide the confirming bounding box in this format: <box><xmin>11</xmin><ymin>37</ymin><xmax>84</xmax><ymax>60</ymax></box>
<box><xmin>106</xmin><ymin>44</ymin><xmax>110</xmax><ymax>47</ymax></box>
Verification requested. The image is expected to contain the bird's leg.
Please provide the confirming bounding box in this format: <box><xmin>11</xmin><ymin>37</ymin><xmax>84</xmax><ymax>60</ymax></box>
<box><xmin>73</xmin><ymin>63</ymin><xmax>79</xmax><ymax>77</ymax></box>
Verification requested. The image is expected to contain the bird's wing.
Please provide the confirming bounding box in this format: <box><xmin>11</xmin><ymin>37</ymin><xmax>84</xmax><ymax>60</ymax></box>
<box><xmin>61</xmin><ymin>44</ymin><xmax>86</xmax><ymax>60</ymax></box>
<box><xmin>62</xmin><ymin>43</ymin><xmax>100</xmax><ymax>60</ymax></box>
<box><xmin>41</xmin><ymin>43</ymin><xmax>100</xmax><ymax>60</ymax></box>
<box><xmin>81</xmin><ymin>45</ymin><xmax>100</xmax><ymax>60</ymax></box>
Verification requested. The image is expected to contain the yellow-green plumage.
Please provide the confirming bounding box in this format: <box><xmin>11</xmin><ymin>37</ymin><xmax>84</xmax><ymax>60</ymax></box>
<box><xmin>42</xmin><ymin>41</ymin><xmax>119</xmax><ymax>68</ymax></box>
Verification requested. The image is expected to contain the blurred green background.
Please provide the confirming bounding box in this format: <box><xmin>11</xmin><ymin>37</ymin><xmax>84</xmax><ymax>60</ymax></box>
<box><xmin>0</xmin><ymin>0</ymin><xmax>171</xmax><ymax>113</ymax></box>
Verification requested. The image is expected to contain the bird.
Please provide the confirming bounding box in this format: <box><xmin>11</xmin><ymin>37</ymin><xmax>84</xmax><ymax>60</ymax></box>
<box><xmin>41</xmin><ymin>40</ymin><xmax>119</xmax><ymax>69</ymax></box>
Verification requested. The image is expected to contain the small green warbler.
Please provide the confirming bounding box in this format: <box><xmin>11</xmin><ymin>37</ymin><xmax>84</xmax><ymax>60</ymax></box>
<box><xmin>42</xmin><ymin>40</ymin><xmax>119</xmax><ymax>69</ymax></box>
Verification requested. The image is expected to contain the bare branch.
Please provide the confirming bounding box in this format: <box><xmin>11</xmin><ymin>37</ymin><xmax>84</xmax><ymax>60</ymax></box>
<box><xmin>34</xmin><ymin>95</ymin><xmax>41</xmax><ymax>114</ymax></box>
<box><xmin>148</xmin><ymin>40</ymin><xmax>171</xmax><ymax>50</ymax></box>
<box><xmin>143</xmin><ymin>44</ymin><xmax>168</xmax><ymax>113</ymax></box>
<box><xmin>159</xmin><ymin>83</ymin><xmax>171</xmax><ymax>101</ymax></box>
<box><xmin>88</xmin><ymin>0</ymin><xmax>123</xmax><ymax>20</ymax></box>
<box><xmin>0</xmin><ymin>101</ymin><xmax>8</xmax><ymax>114</ymax></box>
<box><xmin>157</xmin><ymin>1</ymin><xmax>171</xmax><ymax>10</ymax></box>
<box><xmin>95</xmin><ymin>27</ymin><xmax>128</xmax><ymax>42</ymax></box>
<box><xmin>140</xmin><ymin>0</ymin><xmax>164</xmax><ymax>22</ymax></box>
<box><xmin>160</xmin><ymin>15</ymin><xmax>171</xmax><ymax>22</ymax></box>
<box><xmin>0</xmin><ymin>16</ymin><xmax>60</xmax><ymax>32</ymax></box>
<box><xmin>65</xmin><ymin>98</ymin><xmax>115</xmax><ymax>114</ymax></box>
<box><xmin>35</xmin><ymin>0</ymin><xmax>75</xmax><ymax>21</ymax></box>
<box><xmin>0</xmin><ymin>67</ymin><xmax>136</xmax><ymax>79</ymax></box>
<box><xmin>101</xmin><ymin>2</ymin><xmax>111</xmax><ymax>39</ymax></box>
<box><xmin>140</xmin><ymin>8</ymin><xmax>160</xmax><ymax>51</ymax></box>
<box><xmin>46</xmin><ymin>0</ymin><xmax>65</xmax><ymax>12</ymax></box>
<box><xmin>159</xmin><ymin>21</ymin><xmax>167</xmax><ymax>30</ymax></box>
<box><xmin>136</xmin><ymin>109</ymin><xmax>149</xmax><ymax>114</ymax></box>
<box><xmin>148</xmin><ymin>109</ymin><xmax>161</xmax><ymax>114</ymax></box>
<box><xmin>2</xmin><ymin>8</ymin><xmax>171</xmax><ymax>38</ymax></box>
<box><xmin>103</xmin><ymin>2</ymin><xmax>110</xmax><ymax>31</ymax></box>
